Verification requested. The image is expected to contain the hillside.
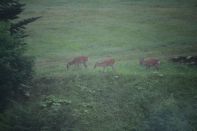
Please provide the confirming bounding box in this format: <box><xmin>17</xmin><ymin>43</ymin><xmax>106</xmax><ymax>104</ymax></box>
<box><xmin>7</xmin><ymin>0</ymin><xmax>197</xmax><ymax>130</ymax></box>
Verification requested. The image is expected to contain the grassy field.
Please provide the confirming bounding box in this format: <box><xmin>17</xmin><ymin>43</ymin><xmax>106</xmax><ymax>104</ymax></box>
<box><xmin>15</xmin><ymin>0</ymin><xmax>197</xmax><ymax>130</ymax></box>
<box><xmin>21</xmin><ymin>0</ymin><xmax>197</xmax><ymax>77</ymax></box>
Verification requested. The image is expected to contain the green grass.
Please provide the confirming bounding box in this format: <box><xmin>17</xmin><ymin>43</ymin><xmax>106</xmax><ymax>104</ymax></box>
<box><xmin>20</xmin><ymin>0</ymin><xmax>197</xmax><ymax>77</ymax></box>
<box><xmin>15</xmin><ymin>0</ymin><xmax>197</xmax><ymax>130</ymax></box>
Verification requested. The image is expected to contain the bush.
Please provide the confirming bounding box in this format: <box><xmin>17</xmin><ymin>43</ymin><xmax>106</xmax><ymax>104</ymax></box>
<box><xmin>2</xmin><ymin>96</ymin><xmax>75</xmax><ymax>131</ymax></box>
<box><xmin>139</xmin><ymin>95</ymin><xmax>192</xmax><ymax>131</ymax></box>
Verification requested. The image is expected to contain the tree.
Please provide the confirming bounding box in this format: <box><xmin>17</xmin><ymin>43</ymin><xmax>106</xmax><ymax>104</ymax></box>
<box><xmin>0</xmin><ymin>0</ymin><xmax>40</xmax><ymax>111</ymax></box>
<box><xmin>0</xmin><ymin>0</ymin><xmax>24</xmax><ymax>21</ymax></box>
<box><xmin>0</xmin><ymin>0</ymin><xmax>41</xmax><ymax>37</ymax></box>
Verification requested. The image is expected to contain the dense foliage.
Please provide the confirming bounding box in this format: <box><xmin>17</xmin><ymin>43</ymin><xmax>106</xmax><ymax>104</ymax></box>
<box><xmin>0</xmin><ymin>0</ymin><xmax>39</xmax><ymax>110</ymax></box>
<box><xmin>0</xmin><ymin>96</ymin><xmax>75</xmax><ymax>131</ymax></box>
<box><xmin>0</xmin><ymin>23</ymin><xmax>33</xmax><ymax>110</ymax></box>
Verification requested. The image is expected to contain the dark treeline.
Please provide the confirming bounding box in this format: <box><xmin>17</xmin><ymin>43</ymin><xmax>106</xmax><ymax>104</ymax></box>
<box><xmin>0</xmin><ymin>0</ymin><xmax>41</xmax><ymax>130</ymax></box>
<box><xmin>0</xmin><ymin>1</ymin><xmax>75</xmax><ymax>131</ymax></box>
<box><xmin>0</xmin><ymin>0</ymin><xmax>40</xmax><ymax>113</ymax></box>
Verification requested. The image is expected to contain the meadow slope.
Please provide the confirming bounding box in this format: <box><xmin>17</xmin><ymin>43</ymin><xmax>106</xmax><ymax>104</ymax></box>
<box><xmin>16</xmin><ymin>0</ymin><xmax>197</xmax><ymax>130</ymax></box>
<box><xmin>21</xmin><ymin>0</ymin><xmax>197</xmax><ymax>76</ymax></box>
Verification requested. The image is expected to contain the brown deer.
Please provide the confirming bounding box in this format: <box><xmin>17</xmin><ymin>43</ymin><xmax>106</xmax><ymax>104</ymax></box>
<box><xmin>67</xmin><ymin>56</ymin><xmax>88</xmax><ymax>70</ymax></box>
<box><xmin>94</xmin><ymin>58</ymin><xmax>115</xmax><ymax>71</ymax></box>
<box><xmin>139</xmin><ymin>58</ymin><xmax>160</xmax><ymax>70</ymax></box>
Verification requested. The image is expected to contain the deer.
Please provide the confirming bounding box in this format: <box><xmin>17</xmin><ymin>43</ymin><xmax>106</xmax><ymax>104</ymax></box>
<box><xmin>94</xmin><ymin>58</ymin><xmax>115</xmax><ymax>72</ymax></box>
<box><xmin>139</xmin><ymin>57</ymin><xmax>160</xmax><ymax>70</ymax></box>
<box><xmin>67</xmin><ymin>56</ymin><xmax>88</xmax><ymax>70</ymax></box>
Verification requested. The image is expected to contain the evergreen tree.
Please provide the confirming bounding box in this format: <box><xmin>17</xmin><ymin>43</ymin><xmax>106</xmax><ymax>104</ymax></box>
<box><xmin>0</xmin><ymin>0</ymin><xmax>24</xmax><ymax>21</ymax></box>
<box><xmin>0</xmin><ymin>0</ymin><xmax>40</xmax><ymax>110</ymax></box>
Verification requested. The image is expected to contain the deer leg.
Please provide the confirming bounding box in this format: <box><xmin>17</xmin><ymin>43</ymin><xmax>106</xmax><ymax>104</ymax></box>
<box><xmin>84</xmin><ymin>62</ymin><xmax>87</xmax><ymax>68</ymax></box>
<box><xmin>111</xmin><ymin>65</ymin><xmax>114</xmax><ymax>71</ymax></box>
<box><xmin>77</xmin><ymin>64</ymin><xmax>80</xmax><ymax>68</ymax></box>
<box><xmin>66</xmin><ymin>64</ymin><xmax>69</xmax><ymax>70</ymax></box>
<box><xmin>155</xmin><ymin>65</ymin><xmax>159</xmax><ymax>70</ymax></box>
<box><xmin>80</xmin><ymin>63</ymin><xmax>82</xmax><ymax>68</ymax></box>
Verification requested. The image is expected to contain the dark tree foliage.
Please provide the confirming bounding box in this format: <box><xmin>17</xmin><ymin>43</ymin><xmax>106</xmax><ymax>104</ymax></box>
<box><xmin>0</xmin><ymin>25</ymin><xmax>33</xmax><ymax>110</ymax></box>
<box><xmin>10</xmin><ymin>16</ymin><xmax>42</xmax><ymax>37</ymax></box>
<box><xmin>0</xmin><ymin>0</ymin><xmax>41</xmax><ymax>37</ymax></box>
<box><xmin>0</xmin><ymin>0</ymin><xmax>25</xmax><ymax>21</ymax></box>
<box><xmin>0</xmin><ymin>0</ymin><xmax>40</xmax><ymax>111</ymax></box>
